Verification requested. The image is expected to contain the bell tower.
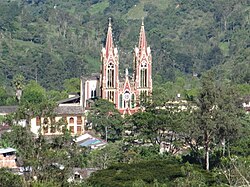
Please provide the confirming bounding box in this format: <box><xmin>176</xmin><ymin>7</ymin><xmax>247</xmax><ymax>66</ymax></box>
<box><xmin>134</xmin><ymin>19</ymin><xmax>152</xmax><ymax>100</ymax></box>
<box><xmin>100</xmin><ymin>18</ymin><xmax>119</xmax><ymax>107</ymax></box>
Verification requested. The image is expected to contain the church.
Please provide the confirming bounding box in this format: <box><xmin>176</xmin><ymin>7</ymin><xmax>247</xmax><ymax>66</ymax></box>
<box><xmin>81</xmin><ymin>19</ymin><xmax>153</xmax><ymax>115</ymax></box>
<box><xmin>0</xmin><ymin>19</ymin><xmax>153</xmax><ymax>136</ymax></box>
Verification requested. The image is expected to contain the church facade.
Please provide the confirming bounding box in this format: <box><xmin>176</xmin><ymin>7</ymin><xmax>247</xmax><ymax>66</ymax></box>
<box><xmin>82</xmin><ymin>19</ymin><xmax>153</xmax><ymax>115</ymax></box>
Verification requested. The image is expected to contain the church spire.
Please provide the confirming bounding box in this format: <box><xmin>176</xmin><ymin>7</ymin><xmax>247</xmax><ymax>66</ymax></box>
<box><xmin>105</xmin><ymin>18</ymin><xmax>114</xmax><ymax>58</ymax></box>
<box><xmin>138</xmin><ymin>18</ymin><xmax>147</xmax><ymax>54</ymax></box>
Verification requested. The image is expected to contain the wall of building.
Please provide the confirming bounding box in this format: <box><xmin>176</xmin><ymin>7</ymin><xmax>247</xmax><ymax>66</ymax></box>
<box><xmin>0</xmin><ymin>153</ymin><xmax>17</xmax><ymax>168</ymax></box>
<box><xmin>84</xmin><ymin>80</ymin><xmax>98</xmax><ymax>107</ymax></box>
<box><xmin>30</xmin><ymin>116</ymin><xmax>85</xmax><ymax>136</ymax></box>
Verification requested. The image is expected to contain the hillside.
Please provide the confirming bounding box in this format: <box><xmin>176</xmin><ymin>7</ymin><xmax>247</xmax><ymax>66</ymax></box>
<box><xmin>0</xmin><ymin>0</ymin><xmax>249</xmax><ymax>91</ymax></box>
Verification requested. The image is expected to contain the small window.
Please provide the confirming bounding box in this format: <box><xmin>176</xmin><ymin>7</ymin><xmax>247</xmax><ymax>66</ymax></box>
<box><xmin>77</xmin><ymin>116</ymin><xmax>82</xmax><ymax>125</ymax></box>
<box><xmin>69</xmin><ymin>117</ymin><xmax>74</xmax><ymax>124</ymax></box>
<box><xmin>43</xmin><ymin>118</ymin><xmax>49</xmax><ymax>124</ymax></box>
<box><xmin>51</xmin><ymin>117</ymin><xmax>56</xmax><ymax>124</ymax></box>
<box><xmin>62</xmin><ymin>126</ymin><xmax>67</xmax><ymax>133</ymax></box>
<box><xmin>43</xmin><ymin>126</ymin><xmax>48</xmax><ymax>134</ymax></box>
<box><xmin>50</xmin><ymin>126</ymin><xmax>56</xmax><ymax>133</ymax></box>
<box><xmin>77</xmin><ymin>126</ymin><xmax>82</xmax><ymax>134</ymax></box>
<box><xmin>62</xmin><ymin>116</ymin><xmax>67</xmax><ymax>123</ymax></box>
<box><xmin>70</xmin><ymin>126</ymin><xmax>74</xmax><ymax>133</ymax></box>
<box><xmin>75</xmin><ymin>173</ymin><xmax>81</xmax><ymax>180</ymax></box>
<box><xmin>36</xmin><ymin>116</ymin><xmax>41</xmax><ymax>126</ymax></box>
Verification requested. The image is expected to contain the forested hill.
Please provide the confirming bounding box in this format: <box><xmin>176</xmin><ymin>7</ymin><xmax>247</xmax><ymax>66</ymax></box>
<box><xmin>0</xmin><ymin>0</ymin><xmax>249</xmax><ymax>90</ymax></box>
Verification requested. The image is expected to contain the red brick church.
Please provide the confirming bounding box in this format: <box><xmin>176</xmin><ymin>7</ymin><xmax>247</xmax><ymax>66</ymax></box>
<box><xmin>82</xmin><ymin>19</ymin><xmax>152</xmax><ymax>115</ymax></box>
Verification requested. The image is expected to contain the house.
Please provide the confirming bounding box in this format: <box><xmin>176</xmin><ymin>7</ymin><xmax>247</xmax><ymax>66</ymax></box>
<box><xmin>30</xmin><ymin>93</ymin><xmax>85</xmax><ymax>136</ymax></box>
<box><xmin>0</xmin><ymin>148</ymin><xmax>17</xmax><ymax>168</ymax></box>
<box><xmin>0</xmin><ymin>94</ymin><xmax>86</xmax><ymax>136</ymax></box>
<box><xmin>68</xmin><ymin>167</ymin><xmax>99</xmax><ymax>182</ymax></box>
<box><xmin>74</xmin><ymin>132</ymin><xmax>107</xmax><ymax>149</ymax></box>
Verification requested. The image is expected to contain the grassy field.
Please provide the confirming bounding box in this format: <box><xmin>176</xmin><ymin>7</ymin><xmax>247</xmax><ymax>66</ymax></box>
<box><xmin>90</xmin><ymin>0</ymin><xmax>109</xmax><ymax>15</ymax></box>
<box><xmin>126</xmin><ymin>0</ymin><xmax>172</xmax><ymax>20</ymax></box>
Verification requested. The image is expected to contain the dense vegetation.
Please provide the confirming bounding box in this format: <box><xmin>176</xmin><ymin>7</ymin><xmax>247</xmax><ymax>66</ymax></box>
<box><xmin>0</xmin><ymin>0</ymin><xmax>249</xmax><ymax>92</ymax></box>
<box><xmin>88</xmin><ymin>159</ymin><xmax>224</xmax><ymax>187</ymax></box>
<box><xmin>0</xmin><ymin>0</ymin><xmax>249</xmax><ymax>186</ymax></box>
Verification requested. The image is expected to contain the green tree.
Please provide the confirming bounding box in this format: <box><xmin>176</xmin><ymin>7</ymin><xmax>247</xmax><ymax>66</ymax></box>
<box><xmin>87</xmin><ymin>142</ymin><xmax>123</xmax><ymax>169</ymax></box>
<box><xmin>87</xmin><ymin>99</ymin><xmax>123</xmax><ymax>142</ymax></box>
<box><xmin>0</xmin><ymin>168</ymin><xmax>25</xmax><ymax>187</ymax></box>
<box><xmin>183</xmin><ymin>73</ymin><xmax>243</xmax><ymax>170</ymax></box>
<box><xmin>220</xmin><ymin>156</ymin><xmax>250</xmax><ymax>186</ymax></box>
<box><xmin>21</xmin><ymin>80</ymin><xmax>46</xmax><ymax>105</ymax></box>
<box><xmin>0</xmin><ymin>86</ymin><xmax>8</xmax><ymax>105</ymax></box>
<box><xmin>88</xmin><ymin>158</ymin><xmax>221</xmax><ymax>186</ymax></box>
<box><xmin>63</xmin><ymin>78</ymin><xmax>80</xmax><ymax>93</ymax></box>
<box><xmin>16</xmin><ymin>81</ymin><xmax>56</xmax><ymax>128</ymax></box>
<box><xmin>127</xmin><ymin>104</ymin><xmax>186</xmax><ymax>154</ymax></box>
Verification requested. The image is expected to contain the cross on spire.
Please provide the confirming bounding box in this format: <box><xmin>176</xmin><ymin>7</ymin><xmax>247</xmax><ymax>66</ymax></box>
<box><xmin>108</xmin><ymin>17</ymin><xmax>112</xmax><ymax>27</ymax></box>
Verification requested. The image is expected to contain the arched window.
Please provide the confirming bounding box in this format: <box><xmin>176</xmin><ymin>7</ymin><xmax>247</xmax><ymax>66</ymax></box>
<box><xmin>107</xmin><ymin>63</ymin><xmax>115</xmax><ymax>88</ymax></box>
<box><xmin>140</xmin><ymin>62</ymin><xmax>148</xmax><ymax>88</ymax></box>
<box><xmin>69</xmin><ymin>117</ymin><xmax>74</xmax><ymax>124</ymax></box>
<box><xmin>43</xmin><ymin>118</ymin><xmax>49</xmax><ymax>124</ymax></box>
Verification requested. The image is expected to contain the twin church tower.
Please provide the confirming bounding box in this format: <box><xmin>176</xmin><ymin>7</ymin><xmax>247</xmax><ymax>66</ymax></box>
<box><xmin>82</xmin><ymin>19</ymin><xmax>152</xmax><ymax>115</ymax></box>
